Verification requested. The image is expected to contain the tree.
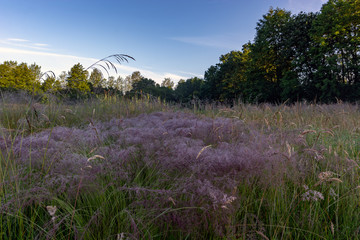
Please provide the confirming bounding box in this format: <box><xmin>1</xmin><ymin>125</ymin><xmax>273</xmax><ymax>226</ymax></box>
<box><xmin>202</xmin><ymin>43</ymin><xmax>251</xmax><ymax>102</ymax></box>
<box><xmin>41</xmin><ymin>75</ymin><xmax>62</xmax><ymax>93</ymax></box>
<box><xmin>29</xmin><ymin>63</ymin><xmax>42</xmax><ymax>81</ymax></box>
<box><xmin>89</xmin><ymin>69</ymin><xmax>105</xmax><ymax>92</ymax></box>
<box><xmin>204</xmin><ymin>64</ymin><xmax>222</xmax><ymax>101</ymax></box>
<box><xmin>247</xmin><ymin>8</ymin><xmax>292</xmax><ymax>102</ymax></box>
<box><xmin>66</xmin><ymin>63</ymin><xmax>90</xmax><ymax>98</ymax></box>
<box><xmin>124</xmin><ymin>75</ymin><xmax>133</xmax><ymax>93</ymax></box>
<box><xmin>311</xmin><ymin>0</ymin><xmax>360</xmax><ymax>101</ymax></box>
<box><xmin>175</xmin><ymin>77</ymin><xmax>205</xmax><ymax>103</ymax></box>
<box><xmin>127</xmin><ymin>77</ymin><xmax>156</xmax><ymax>98</ymax></box>
<box><xmin>218</xmin><ymin>44</ymin><xmax>251</xmax><ymax>101</ymax></box>
<box><xmin>279</xmin><ymin>12</ymin><xmax>318</xmax><ymax>101</ymax></box>
<box><xmin>161</xmin><ymin>78</ymin><xmax>174</xmax><ymax>89</ymax></box>
<box><xmin>130</xmin><ymin>71</ymin><xmax>142</xmax><ymax>83</ymax></box>
<box><xmin>113</xmin><ymin>76</ymin><xmax>124</xmax><ymax>93</ymax></box>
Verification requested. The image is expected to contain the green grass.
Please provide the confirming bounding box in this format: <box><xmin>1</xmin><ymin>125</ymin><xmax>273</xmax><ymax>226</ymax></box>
<box><xmin>1</xmin><ymin>94</ymin><xmax>360</xmax><ymax>239</ymax></box>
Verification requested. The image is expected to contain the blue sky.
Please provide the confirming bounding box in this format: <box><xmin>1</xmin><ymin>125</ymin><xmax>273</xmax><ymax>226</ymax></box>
<box><xmin>0</xmin><ymin>0</ymin><xmax>326</xmax><ymax>84</ymax></box>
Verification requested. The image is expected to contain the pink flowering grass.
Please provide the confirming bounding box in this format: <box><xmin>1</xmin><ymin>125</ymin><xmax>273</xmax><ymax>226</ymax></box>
<box><xmin>1</xmin><ymin>100</ymin><xmax>360</xmax><ymax>239</ymax></box>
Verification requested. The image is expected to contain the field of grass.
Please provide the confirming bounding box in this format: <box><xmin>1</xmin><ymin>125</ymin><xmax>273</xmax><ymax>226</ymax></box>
<box><xmin>1</xmin><ymin>92</ymin><xmax>360</xmax><ymax>239</ymax></box>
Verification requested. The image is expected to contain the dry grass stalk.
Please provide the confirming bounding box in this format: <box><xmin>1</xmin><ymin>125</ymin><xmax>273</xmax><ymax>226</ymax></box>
<box><xmin>256</xmin><ymin>230</ymin><xmax>270</xmax><ymax>240</ymax></box>
<box><xmin>196</xmin><ymin>145</ymin><xmax>212</xmax><ymax>160</ymax></box>
<box><xmin>314</xmin><ymin>171</ymin><xmax>342</xmax><ymax>186</ymax></box>
<box><xmin>87</xmin><ymin>155</ymin><xmax>105</xmax><ymax>162</ymax></box>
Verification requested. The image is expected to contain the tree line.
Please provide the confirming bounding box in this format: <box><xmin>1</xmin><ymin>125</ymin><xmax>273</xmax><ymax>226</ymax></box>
<box><xmin>0</xmin><ymin>61</ymin><xmax>176</xmax><ymax>101</ymax></box>
<box><xmin>1</xmin><ymin>0</ymin><xmax>359</xmax><ymax>103</ymax></box>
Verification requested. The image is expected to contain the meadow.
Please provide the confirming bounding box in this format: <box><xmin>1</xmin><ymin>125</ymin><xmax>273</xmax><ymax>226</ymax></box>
<box><xmin>1</xmin><ymin>92</ymin><xmax>360</xmax><ymax>239</ymax></box>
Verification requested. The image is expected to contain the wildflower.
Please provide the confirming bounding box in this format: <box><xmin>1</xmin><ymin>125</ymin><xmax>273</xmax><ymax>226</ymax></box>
<box><xmin>116</xmin><ymin>233</ymin><xmax>128</xmax><ymax>240</ymax></box>
<box><xmin>329</xmin><ymin>188</ymin><xmax>338</xmax><ymax>200</ymax></box>
<box><xmin>220</xmin><ymin>195</ymin><xmax>237</xmax><ymax>209</ymax></box>
<box><xmin>301</xmin><ymin>189</ymin><xmax>324</xmax><ymax>202</ymax></box>
<box><xmin>222</xmin><ymin>195</ymin><xmax>237</xmax><ymax>205</ymax></box>
<box><xmin>46</xmin><ymin>205</ymin><xmax>57</xmax><ymax>216</ymax></box>
<box><xmin>46</xmin><ymin>205</ymin><xmax>57</xmax><ymax>222</ymax></box>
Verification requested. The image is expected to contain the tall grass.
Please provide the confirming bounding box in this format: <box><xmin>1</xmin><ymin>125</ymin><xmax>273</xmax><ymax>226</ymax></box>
<box><xmin>1</xmin><ymin>94</ymin><xmax>360</xmax><ymax>239</ymax></box>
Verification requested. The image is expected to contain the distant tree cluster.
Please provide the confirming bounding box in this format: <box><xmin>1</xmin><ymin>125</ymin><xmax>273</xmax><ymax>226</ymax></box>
<box><xmin>0</xmin><ymin>60</ymin><xmax>178</xmax><ymax>101</ymax></box>
<box><xmin>0</xmin><ymin>0</ymin><xmax>358</xmax><ymax>103</ymax></box>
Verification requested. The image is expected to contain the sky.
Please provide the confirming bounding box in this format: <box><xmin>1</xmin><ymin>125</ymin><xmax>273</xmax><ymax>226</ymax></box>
<box><xmin>0</xmin><ymin>0</ymin><xmax>327</xmax><ymax>85</ymax></box>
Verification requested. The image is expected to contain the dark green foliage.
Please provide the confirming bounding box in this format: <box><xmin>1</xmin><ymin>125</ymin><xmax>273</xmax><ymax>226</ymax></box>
<box><xmin>201</xmin><ymin>1</ymin><xmax>360</xmax><ymax>103</ymax></box>
<box><xmin>126</xmin><ymin>77</ymin><xmax>176</xmax><ymax>102</ymax></box>
<box><xmin>126</xmin><ymin>77</ymin><xmax>157</xmax><ymax>98</ymax></box>
<box><xmin>279</xmin><ymin>12</ymin><xmax>317</xmax><ymax>101</ymax></box>
<box><xmin>174</xmin><ymin>77</ymin><xmax>205</xmax><ymax>103</ymax></box>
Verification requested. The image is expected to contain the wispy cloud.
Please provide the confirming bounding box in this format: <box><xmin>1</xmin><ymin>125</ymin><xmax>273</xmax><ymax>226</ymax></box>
<box><xmin>170</xmin><ymin>34</ymin><xmax>242</xmax><ymax>50</ymax></box>
<box><xmin>8</xmin><ymin>38</ymin><xmax>29</xmax><ymax>42</ymax></box>
<box><xmin>33</xmin><ymin>43</ymin><xmax>49</xmax><ymax>47</ymax></box>
<box><xmin>0</xmin><ymin>47</ymin><xmax>192</xmax><ymax>84</ymax></box>
<box><xmin>1</xmin><ymin>38</ymin><xmax>51</xmax><ymax>51</ymax></box>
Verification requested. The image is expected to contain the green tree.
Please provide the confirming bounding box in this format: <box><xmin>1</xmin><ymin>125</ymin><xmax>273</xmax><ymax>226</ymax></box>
<box><xmin>130</xmin><ymin>71</ymin><xmax>142</xmax><ymax>83</ymax></box>
<box><xmin>219</xmin><ymin>44</ymin><xmax>251</xmax><ymax>101</ymax></box>
<box><xmin>203</xmin><ymin>43</ymin><xmax>251</xmax><ymax>102</ymax></box>
<box><xmin>175</xmin><ymin>77</ymin><xmax>205</xmax><ymax>103</ymax></box>
<box><xmin>127</xmin><ymin>77</ymin><xmax>156</xmax><ymax>98</ymax></box>
<box><xmin>114</xmin><ymin>76</ymin><xmax>125</xmax><ymax>93</ymax></box>
<box><xmin>279</xmin><ymin>12</ymin><xmax>318</xmax><ymax>101</ymax></box>
<box><xmin>124</xmin><ymin>75</ymin><xmax>132</xmax><ymax>93</ymax></box>
<box><xmin>107</xmin><ymin>76</ymin><xmax>115</xmax><ymax>89</ymax></box>
<box><xmin>311</xmin><ymin>0</ymin><xmax>360</xmax><ymax>101</ymax></box>
<box><xmin>203</xmin><ymin>64</ymin><xmax>222</xmax><ymax>101</ymax></box>
<box><xmin>66</xmin><ymin>63</ymin><xmax>90</xmax><ymax>98</ymax></box>
<box><xmin>89</xmin><ymin>69</ymin><xmax>105</xmax><ymax>93</ymax></box>
<box><xmin>247</xmin><ymin>7</ymin><xmax>292</xmax><ymax>102</ymax></box>
<box><xmin>0</xmin><ymin>61</ymin><xmax>42</xmax><ymax>92</ymax></box>
<box><xmin>161</xmin><ymin>78</ymin><xmax>174</xmax><ymax>89</ymax></box>
<box><xmin>41</xmin><ymin>76</ymin><xmax>62</xmax><ymax>93</ymax></box>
